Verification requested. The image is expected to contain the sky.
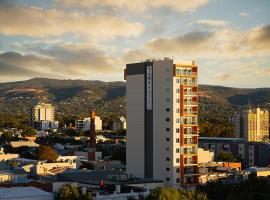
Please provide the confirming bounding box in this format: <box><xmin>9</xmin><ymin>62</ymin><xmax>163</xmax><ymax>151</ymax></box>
<box><xmin>0</xmin><ymin>0</ymin><xmax>270</xmax><ymax>88</ymax></box>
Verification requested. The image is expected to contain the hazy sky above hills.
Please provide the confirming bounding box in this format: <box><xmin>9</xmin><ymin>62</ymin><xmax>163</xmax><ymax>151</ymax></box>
<box><xmin>0</xmin><ymin>0</ymin><xmax>269</xmax><ymax>87</ymax></box>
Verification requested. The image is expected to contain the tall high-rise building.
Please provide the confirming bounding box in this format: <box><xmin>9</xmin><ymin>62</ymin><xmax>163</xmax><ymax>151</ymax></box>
<box><xmin>31</xmin><ymin>103</ymin><xmax>55</xmax><ymax>123</ymax></box>
<box><xmin>75</xmin><ymin>116</ymin><xmax>102</xmax><ymax>132</ymax></box>
<box><xmin>31</xmin><ymin>103</ymin><xmax>58</xmax><ymax>131</ymax></box>
<box><xmin>235</xmin><ymin>108</ymin><xmax>269</xmax><ymax>142</ymax></box>
<box><xmin>125</xmin><ymin>58</ymin><xmax>199</xmax><ymax>188</ymax></box>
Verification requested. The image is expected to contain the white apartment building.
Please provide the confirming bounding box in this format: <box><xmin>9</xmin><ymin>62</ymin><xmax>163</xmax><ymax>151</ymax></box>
<box><xmin>113</xmin><ymin>116</ymin><xmax>127</xmax><ymax>131</ymax></box>
<box><xmin>76</xmin><ymin>116</ymin><xmax>102</xmax><ymax>132</ymax></box>
<box><xmin>31</xmin><ymin>103</ymin><xmax>59</xmax><ymax>131</ymax></box>
<box><xmin>125</xmin><ymin>58</ymin><xmax>199</xmax><ymax>188</ymax></box>
<box><xmin>31</xmin><ymin>103</ymin><xmax>55</xmax><ymax>122</ymax></box>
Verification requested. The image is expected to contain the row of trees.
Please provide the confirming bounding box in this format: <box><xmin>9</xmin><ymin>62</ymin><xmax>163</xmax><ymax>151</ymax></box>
<box><xmin>56</xmin><ymin>178</ymin><xmax>270</xmax><ymax>200</ymax></box>
<box><xmin>199</xmin><ymin>177</ymin><xmax>270</xmax><ymax>200</ymax></box>
<box><xmin>147</xmin><ymin>187</ymin><xmax>208</xmax><ymax>200</ymax></box>
<box><xmin>199</xmin><ymin>121</ymin><xmax>235</xmax><ymax>138</ymax></box>
<box><xmin>55</xmin><ymin>185</ymin><xmax>92</xmax><ymax>200</ymax></box>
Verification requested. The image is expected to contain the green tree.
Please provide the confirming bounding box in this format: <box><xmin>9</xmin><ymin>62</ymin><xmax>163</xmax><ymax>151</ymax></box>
<box><xmin>37</xmin><ymin>145</ymin><xmax>59</xmax><ymax>162</ymax></box>
<box><xmin>0</xmin><ymin>131</ymin><xmax>14</xmax><ymax>142</ymax></box>
<box><xmin>199</xmin><ymin>177</ymin><xmax>270</xmax><ymax>200</ymax></box>
<box><xmin>22</xmin><ymin>126</ymin><xmax>37</xmax><ymax>137</ymax></box>
<box><xmin>147</xmin><ymin>187</ymin><xmax>208</xmax><ymax>200</ymax></box>
<box><xmin>55</xmin><ymin>185</ymin><xmax>92</xmax><ymax>200</ymax></box>
<box><xmin>147</xmin><ymin>187</ymin><xmax>180</xmax><ymax>200</ymax></box>
<box><xmin>179</xmin><ymin>190</ymin><xmax>208</xmax><ymax>200</ymax></box>
<box><xmin>218</xmin><ymin>152</ymin><xmax>239</xmax><ymax>162</ymax></box>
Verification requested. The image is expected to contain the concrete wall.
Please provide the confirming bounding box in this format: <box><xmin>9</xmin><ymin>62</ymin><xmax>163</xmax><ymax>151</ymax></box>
<box><xmin>152</xmin><ymin>60</ymin><xmax>174</xmax><ymax>186</ymax></box>
<box><xmin>126</xmin><ymin>74</ymin><xmax>145</xmax><ymax>178</ymax></box>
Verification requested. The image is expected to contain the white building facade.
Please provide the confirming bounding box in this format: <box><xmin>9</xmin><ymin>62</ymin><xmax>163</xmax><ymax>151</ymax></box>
<box><xmin>76</xmin><ymin>116</ymin><xmax>102</xmax><ymax>132</ymax></box>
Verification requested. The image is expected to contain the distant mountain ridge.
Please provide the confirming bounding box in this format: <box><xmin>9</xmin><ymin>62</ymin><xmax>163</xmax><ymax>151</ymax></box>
<box><xmin>0</xmin><ymin>78</ymin><xmax>269</xmax><ymax>122</ymax></box>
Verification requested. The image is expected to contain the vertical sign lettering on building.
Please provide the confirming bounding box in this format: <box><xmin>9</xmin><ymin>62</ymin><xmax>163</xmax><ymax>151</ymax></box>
<box><xmin>146</xmin><ymin>66</ymin><xmax>152</xmax><ymax>110</ymax></box>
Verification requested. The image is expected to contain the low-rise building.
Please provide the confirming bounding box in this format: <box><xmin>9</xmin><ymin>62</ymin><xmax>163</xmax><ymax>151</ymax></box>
<box><xmin>0</xmin><ymin>168</ymin><xmax>27</xmax><ymax>183</ymax></box>
<box><xmin>199</xmin><ymin>137</ymin><xmax>270</xmax><ymax>167</ymax></box>
<box><xmin>10</xmin><ymin>141</ymin><xmax>39</xmax><ymax>148</ymax></box>
<box><xmin>113</xmin><ymin>116</ymin><xmax>127</xmax><ymax>131</ymax></box>
<box><xmin>57</xmin><ymin>169</ymin><xmax>163</xmax><ymax>191</ymax></box>
<box><xmin>244</xmin><ymin>167</ymin><xmax>270</xmax><ymax>177</ymax></box>
<box><xmin>198</xmin><ymin>148</ymin><xmax>214</xmax><ymax>164</ymax></box>
<box><xmin>31</xmin><ymin>156</ymin><xmax>80</xmax><ymax>175</ymax></box>
<box><xmin>0</xmin><ymin>148</ymin><xmax>19</xmax><ymax>161</ymax></box>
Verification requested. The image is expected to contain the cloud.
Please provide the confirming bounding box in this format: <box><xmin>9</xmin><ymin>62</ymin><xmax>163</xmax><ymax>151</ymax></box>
<box><xmin>197</xmin><ymin>19</ymin><xmax>228</xmax><ymax>26</ymax></box>
<box><xmin>239</xmin><ymin>12</ymin><xmax>249</xmax><ymax>17</ymax></box>
<box><xmin>142</xmin><ymin>24</ymin><xmax>270</xmax><ymax>59</ymax></box>
<box><xmin>145</xmin><ymin>31</ymin><xmax>213</xmax><ymax>55</ymax></box>
<box><xmin>0</xmin><ymin>52</ymin><xmax>63</xmax><ymax>81</ymax></box>
<box><xmin>55</xmin><ymin>0</ymin><xmax>209</xmax><ymax>13</ymax></box>
<box><xmin>247</xmin><ymin>24</ymin><xmax>270</xmax><ymax>50</ymax></box>
<box><xmin>215</xmin><ymin>73</ymin><xmax>233</xmax><ymax>82</ymax></box>
<box><xmin>0</xmin><ymin>42</ymin><xmax>121</xmax><ymax>81</ymax></box>
<box><xmin>0</xmin><ymin>3</ymin><xmax>145</xmax><ymax>39</ymax></box>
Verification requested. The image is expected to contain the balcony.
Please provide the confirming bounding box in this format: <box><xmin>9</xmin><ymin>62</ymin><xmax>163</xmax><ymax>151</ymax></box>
<box><xmin>183</xmin><ymin>91</ymin><xmax>197</xmax><ymax>96</ymax></box>
<box><xmin>183</xmin><ymin>150</ymin><xmax>197</xmax><ymax>155</ymax></box>
<box><xmin>184</xmin><ymin>139</ymin><xmax>197</xmax><ymax>145</ymax></box>
<box><xmin>184</xmin><ymin>130</ymin><xmax>197</xmax><ymax>135</ymax></box>
<box><xmin>184</xmin><ymin>111</ymin><xmax>198</xmax><ymax>115</ymax></box>
<box><xmin>184</xmin><ymin>160</ymin><xmax>198</xmax><ymax>165</ymax></box>
<box><xmin>184</xmin><ymin>101</ymin><xmax>197</xmax><ymax>106</ymax></box>
<box><xmin>182</xmin><ymin>81</ymin><xmax>197</xmax><ymax>86</ymax></box>
<box><xmin>183</xmin><ymin>121</ymin><xmax>198</xmax><ymax>126</ymax></box>
<box><xmin>176</xmin><ymin>71</ymin><xmax>197</xmax><ymax>77</ymax></box>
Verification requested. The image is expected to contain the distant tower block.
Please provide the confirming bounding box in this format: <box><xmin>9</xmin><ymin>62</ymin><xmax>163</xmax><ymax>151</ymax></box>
<box><xmin>88</xmin><ymin>111</ymin><xmax>96</xmax><ymax>160</ymax></box>
<box><xmin>89</xmin><ymin>111</ymin><xmax>96</xmax><ymax>146</ymax></box>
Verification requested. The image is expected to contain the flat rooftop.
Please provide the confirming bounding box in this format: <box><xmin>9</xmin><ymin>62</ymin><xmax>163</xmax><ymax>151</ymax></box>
<box><xmin>0</xmin><ymin>187</ymin><xmax>53</xmax><ymax>199</ymax></box>
<box><xmin>57</xmin><ymin>169</ymin><xmax>162</xmax><ymax>185</ymax></box>
<box><xmin>199</xmin><ymin>137</ymin><xmax>244</xmax><ymax>142</ymax></box>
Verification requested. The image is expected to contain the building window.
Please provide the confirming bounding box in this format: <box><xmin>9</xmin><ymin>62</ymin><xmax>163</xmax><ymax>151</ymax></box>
<box><xmin>176</xmin><ymin>158</ymin><xmax>180</xmax><ymax>163</ymax></box>
<box><xmin>166</xmin><ymin>98</ymin><xmax>170</xmax><ymax>102</ymax></box>
<box><xmin>176</xmin><ymin>108</ymin><xmax>180</xmax><ymax>113</ymax></box>
<box><xmin>166</xmin><ymin>168</ymin><xmax>170</xmax><ymax>171</ymax></box>
<box><xmin>176</xmin><ymin>168</ymin><xmax>180</xmax><ymax>173</ymax></box>
<box><xmin>166</xmin><ymin>108</ymin><xmax>170</xmax><ymax>112</ymax></box>
<box><xmin>166</xmin><ymin>128</ymin><xmax>170</xmax><ymax>132</ymax></box>
<box><xmin>176</xmin><ymin>98</ymin><xmax>180</xmax><ymax>103</ymax></box>
<box><xmin>176</xmin><ymin>78</ymin><xmax>180</xmax><ymax>83</ymax></box>
<box><xmin>176</xmin><ymin>138</ymin><xmax>180</xmax><ymax>143</ymax></box>
<box><xmin>166</xmin><ymin>138</ymin><xmax>170</xmax><ymax>141</ymax></box>
<box><xmin>176</xmin><ymin>89</ymin><xmax>180</xmax><ymax>93</ymax></box>
<box><xmin>166</xmin><ymin>177</ymin><xmax>170</xmax><ymax>181</ymax></box>
<box><xmin>176</xmin><ymin>148</ymin><xmax>180</xmax><ymax>153</ymax></box>
<box><xmin>176</xmin><ymin>118</ymin><xmax>180</xmax><ymax>123</ymax></box>
<box><xmin>166</xmin><ymin>118</ymin><xmax>170</xmax><ymax>122</ymax></box>
<box><xmin>166</xmin><ymin>157</ymin><xmax>170</xmax><ymax>161</ymax></box>
<box><xmin>176</xmin><ymin>178</ymin><xmax>180</xmax><ymax>183</ymax></box>
<box><xmin>166</xmin><ymin>147</ymin><xmax>170</xmax><ymax>151</ymax></box>
<box><xmin>176</xmin><ymin>128</ymin><xmax>180</xmax><ymax>133</ymax></box>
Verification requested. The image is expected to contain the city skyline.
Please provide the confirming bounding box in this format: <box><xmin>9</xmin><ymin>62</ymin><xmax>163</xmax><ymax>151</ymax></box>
<box><xmin>0</xmin><ymin>0</ymin><xmax>270</xmax><ymax>88</ymax></box>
